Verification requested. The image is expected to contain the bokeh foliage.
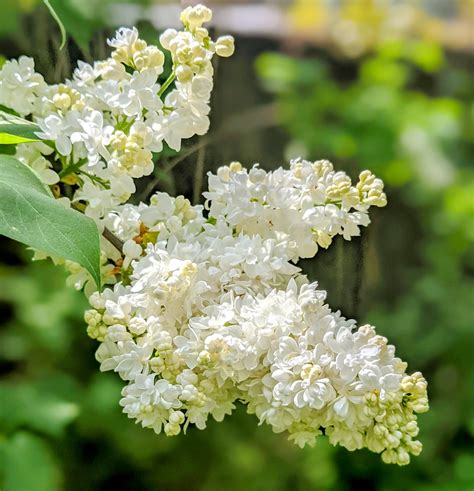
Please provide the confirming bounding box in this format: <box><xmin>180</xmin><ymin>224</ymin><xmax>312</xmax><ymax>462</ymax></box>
<box><xmin>0</xmin><ymin>1</ymin><xmax>473</xmax><ymax>490</ymax></box>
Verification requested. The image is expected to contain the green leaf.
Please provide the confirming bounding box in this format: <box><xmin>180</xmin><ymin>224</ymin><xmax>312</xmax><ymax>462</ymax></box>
<box><xmin>42</xmin><ymin>0</ymin><xmax>67</xmax><ymax>50</ymax></box>
<box><xmin>0</xmin><ymin>110</ymin><xmax>41</xmax><ymax>144</ymax></box>
<box><xmin>2</xmin><ymin>432</ymin><xmax>62</xmax><ymax>491</ymax></box>
<box><xmin>0</xmin><ymin>155</ymin><xmax>101</xmax><ymax>288</ymax></box>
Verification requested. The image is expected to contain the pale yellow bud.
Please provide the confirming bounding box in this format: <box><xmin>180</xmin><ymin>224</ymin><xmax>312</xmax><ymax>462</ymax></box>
<box><xmin>169</xmin><ymin>410</ymin><xmax>185</xmax><ymax>425</ymax></box>
<box><xmin>229</xmin><ymin>161</ymin><xmax>242</xmax><ymax>172</ymax></box>
<box><xmin>181</xmin><ymin>5</ymin><xmax>212</xmax><ymax>29</ymax></box>
<box><xmin>396</xmin><ymin>449</ymin><xmax>410</xmax><ymax>465</ymax></box>
<box><xmin>215</xmin><ymin>36</ymin><xmax>235</xmax><ymax>57</ymax></box>
<box><xmin>198</xmin><ymin>350</ymin><xmax>211</xmax><ymax>365</ymax></box>
<box><xmin>53</xmin><ymin>92</ymin><xmax>71</xmax><ymax>111</ymax></box>
<box><xmin>132</xmin><ymin>39</ymin><xmax>147</xmax><ymax>53</ymax></box>
<box><xmin>112</xmin><ymin>47</ymin><xmax>130</xmax><ymax>65</ymax></box>
<box><xmin>408</xmin><ymin>440</ymin><xmax>423</xmax><ymax>456</ymax></box>
<box><xmin>381</xmin><ymin>449</ymin><xmax>396</xmax><ymax>464</ymax></box>
<box><xmin>193</xmin><ymin>27</ymin><xmax>209</xmax><ymax>43</ymax></box>
<box><xmin>164</xmin><ymin>422</ymin><xmax>181</xmax><ymax>436</ymax></box>
<box><xmin>312</xmin><ymin>159</ymin><xmax>334</xmax><ymax>177</ymax></box>
<box><xmin>61</xmin><ymin>174</ymin><xmax>79</xmax><ymax>186</ymax></box>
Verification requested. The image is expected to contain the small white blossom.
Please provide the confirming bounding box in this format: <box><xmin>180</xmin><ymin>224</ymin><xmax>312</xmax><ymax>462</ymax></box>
<box><xmin>0</xmin><ymin>56</ymin><xmax>46</xmax><ymax>115</ymax></box>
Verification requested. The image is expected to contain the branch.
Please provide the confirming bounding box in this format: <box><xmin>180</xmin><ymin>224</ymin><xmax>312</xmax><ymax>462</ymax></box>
<box><xmin>193</xmin><ymin>145</ymin><xmax>206</xmax><ymax>204</ymax></box>
<box><xmin>102</xmin><ymin>226</ymin><xmax>124</xmax><ymax>253</ymax></box>
<box><xmin>71</xmin><ymin>201</ymin><xmax>124</xmax><ymax>253</ymax></box>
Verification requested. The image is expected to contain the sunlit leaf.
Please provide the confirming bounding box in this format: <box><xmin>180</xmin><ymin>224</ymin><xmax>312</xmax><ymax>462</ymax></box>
<box><xmin>0</xmin><ymin>155</ymin><xmax>101</xmax><ymax>288</ymax></box>
<box><xmin>0</xmin><ymin>110</ymin><xmax>41</xmax><ymax>144</ymax></box>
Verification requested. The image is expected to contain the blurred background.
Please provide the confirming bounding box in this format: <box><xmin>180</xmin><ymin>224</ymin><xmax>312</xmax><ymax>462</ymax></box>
<box><xmin>0</xmin><ymin>1</ymin><xmax>473</xmax><ymax>490</ymax></box>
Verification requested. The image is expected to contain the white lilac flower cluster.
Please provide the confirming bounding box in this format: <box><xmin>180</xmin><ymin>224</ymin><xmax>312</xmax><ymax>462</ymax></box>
<box><xmin>0</xmin><ymin>5</ymin><xmax>428</xmax><ymax>465</ymax></box>
<box><xmin>0</xmin><ymin>5</ymin><xmax>234</xmax><ymax>219</ymax></box>
<box><xmin>84</xmin><ymin>160</ymin><xmax>428</xmax><ymax>465</ymax></box>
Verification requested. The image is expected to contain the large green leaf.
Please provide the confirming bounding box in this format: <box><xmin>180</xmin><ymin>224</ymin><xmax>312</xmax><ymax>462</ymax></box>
<box><xmin>0</xmin><ymin>110</ymin><xmax>41</xmax><ymax>144</ymax></box>
<box><xmin>0</xmin><ymin>155</ymin><xmax>101</xmax><ymax>288</ymax></box>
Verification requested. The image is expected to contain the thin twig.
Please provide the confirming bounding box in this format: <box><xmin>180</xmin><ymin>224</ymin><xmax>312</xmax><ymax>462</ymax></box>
<box><xmin>71</xmin><ymin>201</ymin><xmax>124</xmax><ymax>253</ymax></box>
<box><xmin>137</xmin><ymin>139</ymin><xmax>208</xmax><ymax>203</ymax></box>
<box><xmin>193</xmin><ymin>145</ymin><xmax>206</xmax><ymax>204</ymax></box>
<box><xmin>102</xmin><ymin>227</ymin><xmax>124</xmax><ymax>253</ymax></box>
<box><xmin>336</xmin><ymin>235</ymin><xmax>344</xmax><ymax>308</ymax></box>
<box><xmin>353</xmin><ymin>229</ymin><xmax>369</xmax><ymax>319</ymax></box>
<box><xmin>165</xmin><ymin>137</ymin><xmax>210</xmax><ymax>174</ymax></box>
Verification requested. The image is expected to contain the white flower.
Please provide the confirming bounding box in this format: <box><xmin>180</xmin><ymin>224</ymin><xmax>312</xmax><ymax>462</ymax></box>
<box><xmin>74</xmin><ymin>181</ymin><xmax>117</xmax><ymax>219</ymax></box>
<box><xmin>153</xmin><ymin>379</ymin><xmax>182</xmax><ymax>410</ymax></box>
<box><xmin>110</xmin><ymin>69</ymin><xmax>162</xmax><ymax>116</ymax></box>
<box><xmin>36</xmin><ymin>113</ymin><xmax>73</xmax><ymax>156</ymax></box>
<box><xmin>108</xmin><ymin>27</ymin><xmax>139</xmax><ymax>49</ymax></box>
<box><xmin>0</xmin><ymin>56</ymin><xmax>46</xmax><ymax>115</ymax></box>
<box><xmin>76</xmin><ymin>150</ymin><xmax>422</xmax><ymax>466</ymax></box>
<box><xmin>204</xmin><ymin>159</ymin><xmax>386</xmax><ymax>260</ymax></box>
<box><xmin>85</xmin><ymin>160</ymin><xmax>424</xmax><ymax>465</ymax></box>
<box><xmin>123</xmin><ymin>239</ymin><xmax>142</xmax><ymax>268</ymax></box>
<box><xmin>70</xmin><ymin>110</ymin><xmax>114</xmax><ymax>160</ymax></box>
<box><xmin>73</xmin><ymin>61</ymin><xmax>98</xmax><ymax>87</ymax></box>
<box><xmin>103</xmin><ymin>338</ymin><xmax>154</xmax><ymax>380</ymax></box>
<box><xmin>291</xmin><ymin>375</ymin><xmax>336</xmax><ymax>410</ymax></box>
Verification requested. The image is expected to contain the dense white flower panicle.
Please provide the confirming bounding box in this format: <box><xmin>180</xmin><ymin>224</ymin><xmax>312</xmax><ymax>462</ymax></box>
<box><xmin>0</xmin><ymin>5</ymin><xmax>427</xmax><ymax>465</ymax></box>
<box><xmin>204</xmin><ymin>159</ymin><xmax>387</xmax><ymax>260</ymax></box>
<box><xmin>0</xmin><ymin>5</ymin><xmax>234</xmax><ymax>218</ymax></box>
<box><xmin>80</xmin><ymin>159</ymin><xmax>427</xmax><ymax>464</ymax></box>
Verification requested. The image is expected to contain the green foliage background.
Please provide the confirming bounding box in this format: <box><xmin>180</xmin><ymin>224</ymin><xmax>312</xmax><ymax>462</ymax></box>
<box><xmin>0</xmin><ymin>1</ymin><xmax>473</xmax><ymax>490</ymax></box>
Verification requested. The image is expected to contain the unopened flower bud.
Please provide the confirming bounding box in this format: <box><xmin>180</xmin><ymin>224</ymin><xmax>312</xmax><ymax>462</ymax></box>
<box><xmin>215</xmin><ymin>36</ymin><xmax>235</xmax><ymax>57</ymax></box>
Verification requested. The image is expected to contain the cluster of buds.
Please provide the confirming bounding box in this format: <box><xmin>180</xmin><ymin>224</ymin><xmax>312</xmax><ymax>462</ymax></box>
<box><xmin>110</xmin><ymin>27</ymin><xmax>165</xmax><ymax>73</ymax></box>
<box><xmin>47</xmin><ymin>84</ymin><xmax>85</xmax><ymax>113</ymax></box>
<box><xmin>108</xmin><ymin>123</ymin><xmax>155</xmax><ymax>178</ymax></box>
<box><xmin>161</xmin><ymin>5</ymin><xmax>234</xmax><ymax>83</ymax></box>
<box><xmin>357</xmin><ymin>170</ymin><xmax>388</xmax><ymax>207</ymax></box>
